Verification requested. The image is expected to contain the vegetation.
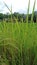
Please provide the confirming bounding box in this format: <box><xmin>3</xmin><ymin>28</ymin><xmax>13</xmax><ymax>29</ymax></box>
<box><xmin>0</xmin><ymin>22</ymin><xmax>37</xmax><ymax>65</ymax></box>
<box><xmin>0</xmin><ymin>0</ymin><xmax>37</xmax><ymax>65</ymax></box>
<box><xmin>0</xmin><ymin>11</ymin><xmax>37</xmax><ymax>22</ymax></box>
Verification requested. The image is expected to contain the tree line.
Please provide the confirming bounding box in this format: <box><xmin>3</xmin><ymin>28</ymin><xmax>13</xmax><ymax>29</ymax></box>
<box><xmin>0</xmin><ymin>11</ymin><xmax>37</xmax><ymax>22</ymax></box>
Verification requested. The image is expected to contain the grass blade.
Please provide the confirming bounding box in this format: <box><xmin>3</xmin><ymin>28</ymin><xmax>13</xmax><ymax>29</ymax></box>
<box><xmin>31</xmin><ymin>0</ymin><xmax>36</xmax><ymax>23</ymax></box>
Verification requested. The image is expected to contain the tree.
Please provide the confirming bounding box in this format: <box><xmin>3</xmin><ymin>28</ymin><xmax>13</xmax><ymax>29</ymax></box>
<box><xmin>0</xmin><ymin>13</ymin><xmax>3</xmax><ymax>20</ymax></box>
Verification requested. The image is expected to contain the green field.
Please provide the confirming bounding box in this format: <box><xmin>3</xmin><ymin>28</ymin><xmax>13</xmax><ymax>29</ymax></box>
<box><xmin>0</xmin><ymin>0</ymin><xmax>37</xmax><ymax>65</ymax></box>
<box><xmin>0</xmin><ymin>22</ymin><xmax>37</xmax><ymax>65</ymax></box>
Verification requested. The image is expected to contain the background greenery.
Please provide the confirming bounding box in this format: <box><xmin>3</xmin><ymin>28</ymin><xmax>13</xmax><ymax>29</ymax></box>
<box><xmin>0</xmin><ymin>11</ymin><xmax>37</xmax><ymax>22</ymax></box>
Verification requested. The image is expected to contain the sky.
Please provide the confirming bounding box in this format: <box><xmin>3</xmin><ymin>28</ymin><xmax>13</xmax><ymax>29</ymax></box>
<box><xmin>0</xmin><ymin>0</ymin><xmax>37</xmax><ymax>14</ymax></box>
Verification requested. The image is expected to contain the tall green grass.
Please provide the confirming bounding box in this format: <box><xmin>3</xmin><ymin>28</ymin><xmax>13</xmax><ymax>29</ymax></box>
<box><xmin>0</xmin><ymin>0</ymin><xmax>37</xmax><ymax>65</ymax></box>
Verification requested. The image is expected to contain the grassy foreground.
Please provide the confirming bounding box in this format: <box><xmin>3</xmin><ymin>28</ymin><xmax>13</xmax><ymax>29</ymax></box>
<box><xmin>0</xmin><ymin>22</ymin><xmax>37</xmax><ymax>65</ymax></box>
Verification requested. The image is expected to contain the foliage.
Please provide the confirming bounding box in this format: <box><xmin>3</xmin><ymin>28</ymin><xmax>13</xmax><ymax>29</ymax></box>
<box><xmin>0</xmin><ymin>11</ymin><xmax>37</xmax><ymax>22</ymax></box>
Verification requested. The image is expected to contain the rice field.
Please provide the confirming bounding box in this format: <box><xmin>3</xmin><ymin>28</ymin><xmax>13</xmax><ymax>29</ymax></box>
<box><xmin>0</xmin><ymin>0</ymin><xmax>37</xmax><ymax>65</ymax></box>
<box><xmin>0</xmin><ymin>22</ymin><xmax>37</xmax><ymax>65</ymax></box>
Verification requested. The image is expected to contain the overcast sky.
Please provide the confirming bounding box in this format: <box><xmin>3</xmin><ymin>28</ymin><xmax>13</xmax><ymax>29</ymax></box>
<box><xmin>0</xmin><ymin>0</ymin><xmax>37</xmax><ymax>14</ymax></box>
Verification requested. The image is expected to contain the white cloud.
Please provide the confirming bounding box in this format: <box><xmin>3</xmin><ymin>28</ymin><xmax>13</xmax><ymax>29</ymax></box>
<box><xmin>0</xmin><ymin>0</ymin><xmax>37</xmax><ymax>13</ymax></box>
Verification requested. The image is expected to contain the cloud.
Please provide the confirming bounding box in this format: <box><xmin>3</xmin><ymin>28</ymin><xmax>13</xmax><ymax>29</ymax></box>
<box><xmin>0</xmin><ymin>0</ymin><xmax>37</xmax><ymax>13</ymax></box>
